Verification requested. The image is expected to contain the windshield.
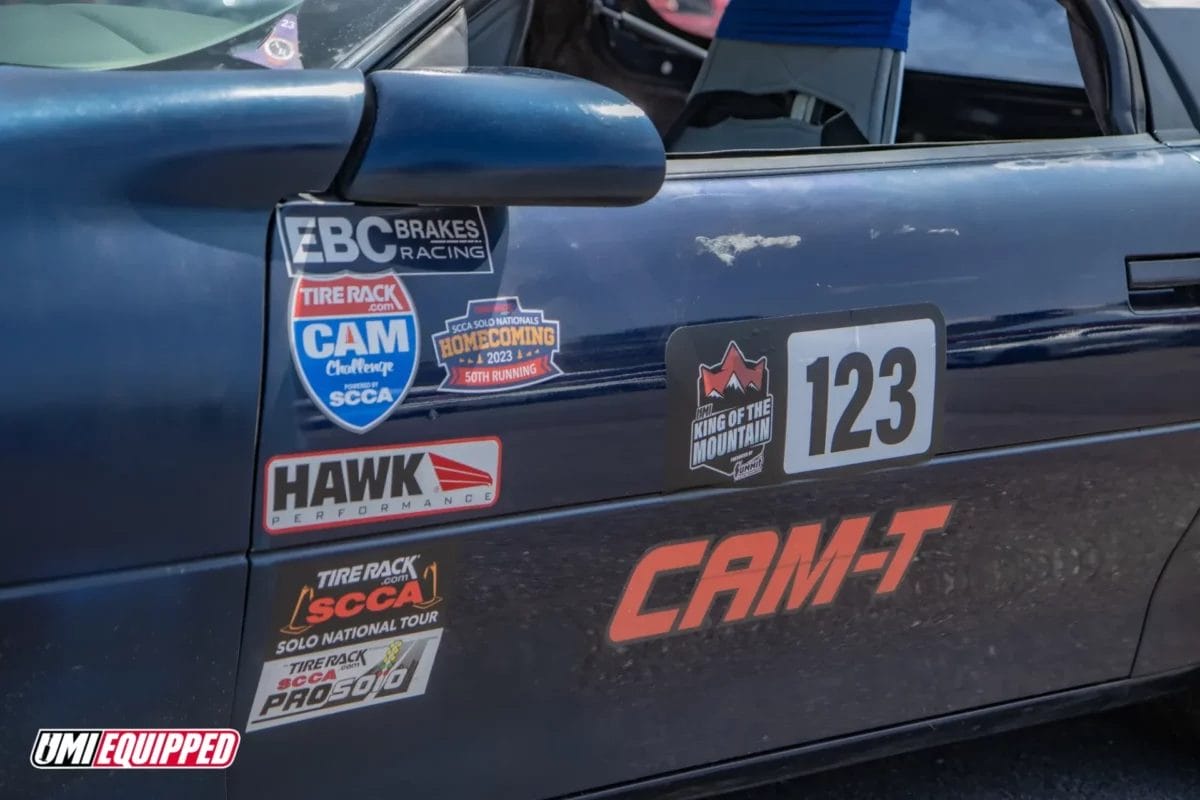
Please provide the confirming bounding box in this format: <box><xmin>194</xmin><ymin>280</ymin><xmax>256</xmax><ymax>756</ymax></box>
<box><xmin>0</xmin><ymin>0</ymin><xmax>421</xmax><ymax>69</ymax></box>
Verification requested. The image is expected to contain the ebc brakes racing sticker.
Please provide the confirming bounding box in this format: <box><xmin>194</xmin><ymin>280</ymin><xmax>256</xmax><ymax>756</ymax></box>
<box><xmin>277</xmin><ymin>201</ymin><xmax>503</xmax><ymax>432</ymax></box>
<box><xmin>278</xmin><ymin>203</ymin><xmax>497</xmax><ymax>278</ymax></box>
<box><xmin>264</xmin><ymin>437</ymin><xmax>501</xmax><ymax>534</ymax></box>
<box><xmin>289</xmin><ymin>274</ymin><xmax>419</xmax><ymax>434</ymax></box>
<box><xmin>432</xmin><ymin>297</ymin><xmax>563</xmax><ymax>393</ymax></box>
<box><xmin>665</xmin><ymin>305</ymin><xmax>945</xmax><ymax>491</ymax></box>
<box><xmin>246</xmin><ymin>548</ymin><xmax>448</xmax><ymax>731</ymax></box>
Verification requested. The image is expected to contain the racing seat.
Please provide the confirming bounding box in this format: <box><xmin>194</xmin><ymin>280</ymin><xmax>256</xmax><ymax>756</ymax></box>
<box><xmin>668</xmin><ymin>0</ymin><xmax>911</xmax><ymax>152</ymax></box>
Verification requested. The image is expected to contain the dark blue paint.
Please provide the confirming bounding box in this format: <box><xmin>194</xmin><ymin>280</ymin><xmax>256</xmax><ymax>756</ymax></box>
<box><xmin>6</xmin><ymin>18</ymin><xmax>1200</xmax><ymax>800</ymax></box>
<box><xmin>0</xmin><ymin>68</ymin><xmax>363</xmax><ymax>797</ymax></box>
<box><xmin>232</xmin><ymin>425</ymin><xmax>1200</xmax><ymax>800</ymax></box>
<box><xmin>0</xmin><ymin>68</ymin><xmax>364</xmax><ymax>585</ymax></box>
<box><xmin>0</xmin><ymin>556</ymin><xmax>246</xmax><ymax>800</ymax></box>
<box><xmin>339</xmin><ymin>68</ymin><xmax>666</xmax><ymax>206</ymax></box>
<box><xmin>239</xmin><ymin>129</ymin><xmax>1200</xmax><ymax>797</ymax></box>
<box><xmin>256</xmin><ymin>135</ymin><xmax>1200</xmax><ymax>548</ymax></box>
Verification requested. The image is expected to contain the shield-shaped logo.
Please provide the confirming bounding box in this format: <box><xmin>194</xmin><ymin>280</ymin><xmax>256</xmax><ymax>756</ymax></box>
<box><xmin>289</xmin><ymin>274</ymin><xmax>419</xmax><ymax>434</ymax></box>
<box><xmin>689</xmin><ymin>341</ymin><xmax>773</xmax><ymax>480</ymax></box>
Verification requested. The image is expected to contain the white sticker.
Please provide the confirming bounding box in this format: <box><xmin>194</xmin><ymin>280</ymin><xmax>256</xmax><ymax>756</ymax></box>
<box><xmin>784</xmin><ymin>318</ymin><xmax>938</xmax><ymax>475</ymax></box>
<box><xmin>246</xmin><ymin>629</ymin><xmax>443</xmax><ymax>731</ymax></box>
<box><xmin>264</xmin><ymin>437</ymin><xmax>501</xmax><ymax>534</ymax></box>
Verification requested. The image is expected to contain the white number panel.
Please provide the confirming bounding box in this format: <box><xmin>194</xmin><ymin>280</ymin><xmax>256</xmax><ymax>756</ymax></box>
<box><xmin>784</xmin><ymin>318</ymin><xmax>939</xmax><ymax>475</ymax></box>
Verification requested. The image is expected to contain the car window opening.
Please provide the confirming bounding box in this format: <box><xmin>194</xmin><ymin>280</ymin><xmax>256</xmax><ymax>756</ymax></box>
<box><xmin>520</xmin><ymin>0</ymin><xmax>1109</xmax><ymax>154</ymax></box>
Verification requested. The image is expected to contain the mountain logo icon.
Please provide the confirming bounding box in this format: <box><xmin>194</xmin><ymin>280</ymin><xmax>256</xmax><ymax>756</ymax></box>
<box><xmin>699</xmin><ymin>342</ymin><xmax>766</xmax><ymax>400</ymax></box>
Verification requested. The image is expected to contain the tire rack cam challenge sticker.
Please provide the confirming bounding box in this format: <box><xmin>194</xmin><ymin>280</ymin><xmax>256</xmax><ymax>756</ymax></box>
<box><xmin>433</xmin><ymin>297</ymin><xmax>563</xmax><ymax>393</ymax></box>
<box><xmin>246</xmin><ymin>549</ymin><xmax>447</xmax><ymax>731</ymax></box>
<box><xmin>289</xmin><ymin>274</ymin><xmax>419</xmax><ymax>434</ymax></box>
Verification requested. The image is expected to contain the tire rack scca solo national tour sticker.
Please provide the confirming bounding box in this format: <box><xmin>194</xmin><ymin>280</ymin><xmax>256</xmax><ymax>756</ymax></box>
<box><xmin>246</xmin><ymin>549</ymin><xmax>446</xmax><ymax>731</ymax></box>
<box><xmin>433</xmin><ymin>297</ymin><xmax>563</xmax><ymax>393</ymax></box>
<box><xmin>289</xmin><ymin>274</ymin><xmax>419</xmax><ymax>434</ymax></box>
<box><xmin>264</xmin><ymin>437</ymin><xmax>501</xmax><ymax>534</ymax></box>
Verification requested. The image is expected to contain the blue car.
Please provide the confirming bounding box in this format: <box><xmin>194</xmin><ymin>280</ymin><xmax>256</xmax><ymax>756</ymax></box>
<box><xmin>5</xmin><ymin>0</ymin><xmax>1200</xmax><ymax>797</ymax></box>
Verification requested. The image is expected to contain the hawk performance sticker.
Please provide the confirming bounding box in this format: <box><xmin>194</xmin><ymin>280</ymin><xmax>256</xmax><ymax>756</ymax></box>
<box><xmin>264</xmin><ymin>437</ymin><xmax>500</xmax><ymax>534</ymax></box>
<box><xmin>666</xmin><ymin>306</ymin><xmax>945</xmax><ymax>490</ymax></box>
<box><xmin>433</xmin><ymin>297</ymin><xmax>563</xmax><ymax>393</ymax></box>
<box><xmin>247</xmin><ymin>549</ymin><xmax>447</xmax><ymax>731</ymax></box>
<box><xmin>608</xmin><ymin>503</ymin><xmax>955</xmax><ymax>644</ymax></box>
<box><xmin>278</xmin><ymin>204</ymin><xmax>497</xmax><ymax>278</ymax></box>
<box><xmin>289</xmin><ymin>274</ymin><xmax>419</xmax><ymax>434</ymax></box>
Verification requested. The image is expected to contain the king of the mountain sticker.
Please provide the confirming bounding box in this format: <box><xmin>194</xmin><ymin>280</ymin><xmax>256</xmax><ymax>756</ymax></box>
<box><xmin>689</xmin><ymin>341</ymin><xmax>774</xmax><ymax>481</ymax></box>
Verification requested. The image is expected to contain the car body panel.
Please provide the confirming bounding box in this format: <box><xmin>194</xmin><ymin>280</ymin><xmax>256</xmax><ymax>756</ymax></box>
<box><xmin>7</xmin><ymin>1</ymin><xmax>1200</xmax><ymax>798</ymax></box>
<box><xmin>0</xmin><ymin>557</ymin><xmax>247</xmax><ymax>799</ymax></box>
<box><xmin>241</xmin><ymin>128</ymin><xmax>1200</xmax><ymax>795</ymax></box>
<box><xmin>0</xmin><ymin>68</ymin><xmax>362</xmax><ymax>798</ymax></box>
<box><xmin>231</xmin><ymin>425</ymin><xmax>1200</xmax><ymax>799</ymax></box>
<box><xmin>256</xmin><ymin>134</ymin><xmax>1200</xmax><ymax>549</ymax></box>
<box><xmin>0</xmin><ymin>67</ymin><xmax>364</xmax><ymax>586</ymax></box>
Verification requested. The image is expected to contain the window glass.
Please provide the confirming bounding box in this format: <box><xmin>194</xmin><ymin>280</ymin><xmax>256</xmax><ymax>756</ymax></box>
<box><xmin>521</xmin><ymin>0</ymin><xmax>1109</xmax><ymax>152</ymax></box>
<box><xmin>0</xmin><ymin>0</ymin><xmax>419</xmax><ymax>69</ymax></box>
<box><xmin>907</xmin><ymin>0</ymin><xmax>1084</xmax><ymax>88</ymax></box>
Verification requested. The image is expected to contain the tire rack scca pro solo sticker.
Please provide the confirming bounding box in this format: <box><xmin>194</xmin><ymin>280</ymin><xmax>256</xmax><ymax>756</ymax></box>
<box><xmin>665</xmin><ymin>305</ymin><xmax>946</xmax><ymax>491</ymax></box>
<box><xmin>432</xmin><ymin>297</ymin><xmax>563</xmax><ymax>393</ymax></box>
<box><xmin>246</xmin><ymin>547</ymin><xmax>448</xmax><ymax>731</ymax></box>
<box><xmin>264</xmin><ymin>437</ymin><xmax>501</xmax><ymax>535</ymax></box>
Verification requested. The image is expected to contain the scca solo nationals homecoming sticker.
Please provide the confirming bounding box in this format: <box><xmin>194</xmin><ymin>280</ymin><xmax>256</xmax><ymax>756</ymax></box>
<box><xmin>432</xmin><ymin>297</ymin><xmax>562</xmax><ymax>393</ymax></box>
<box><xmin>290</xmin><ymin>274</ymin><xmax>419</xmax><ymax>434</ymax></box>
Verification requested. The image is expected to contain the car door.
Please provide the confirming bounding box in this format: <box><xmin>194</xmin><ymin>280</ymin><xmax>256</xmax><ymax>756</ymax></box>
<box><xmin>228</xmin><ymin>5</ymin><xmax>1200</xmax><ymax>800</ymax></box>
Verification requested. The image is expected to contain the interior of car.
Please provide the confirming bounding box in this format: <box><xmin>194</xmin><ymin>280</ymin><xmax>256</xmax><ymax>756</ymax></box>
<box><xmin>0</xmin><ymin>0</ymin><xmax>1112</xmax><ymax>152</ymax></box>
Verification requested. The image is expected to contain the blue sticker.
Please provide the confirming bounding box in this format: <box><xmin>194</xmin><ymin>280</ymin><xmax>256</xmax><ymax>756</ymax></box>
<box><xmin>289</xmin><ymin>274</ymin><xmax>419</xmax><ymax>434</ymax></box>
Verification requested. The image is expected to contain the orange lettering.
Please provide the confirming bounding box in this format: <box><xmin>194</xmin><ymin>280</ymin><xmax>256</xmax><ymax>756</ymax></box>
<box><xmin>608</xmin><ymin>541</ymin><xmax>709</xmax><ymax>644</ymax></box>
<box><xmin>876</xmin><ymin>504</ymin><xmax>954</xmax><ymax>594</ymax></box>
<box><xmin>680</xmin><ymin>531</ymin><xmax>778</xmax><ymax>630</ymax></box>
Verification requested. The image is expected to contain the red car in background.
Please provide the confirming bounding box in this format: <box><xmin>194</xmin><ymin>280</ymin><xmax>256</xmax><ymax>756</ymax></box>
<box><xmin>646</xmin><ymin>0</ymin><xmax>729</xmax><ymax>39</ymax></box>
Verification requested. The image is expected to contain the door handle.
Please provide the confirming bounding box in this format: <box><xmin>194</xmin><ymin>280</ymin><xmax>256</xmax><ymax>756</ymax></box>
<box><xmin>1127</xmin><ymin>255</ymin><xmax>1200</xmax><ymax>311</ymax></box>
<box><xmin>1127</xmin><ymin>255</ymin><xmax>1200</xmax><ymax>290</ymax></box>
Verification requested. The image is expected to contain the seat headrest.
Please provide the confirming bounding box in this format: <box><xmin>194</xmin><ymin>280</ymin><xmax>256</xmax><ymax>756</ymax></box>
<box><xmin>717</xmin><ymin>0</ymin><xmax>912</xmax><ymax>52</ymax></box>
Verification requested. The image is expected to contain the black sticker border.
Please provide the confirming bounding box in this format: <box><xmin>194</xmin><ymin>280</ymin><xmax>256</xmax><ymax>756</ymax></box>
<box><xmin>665</xmin><ymin>304</ymin><xmax>947</xmax><ymax>492</ymax></box>
<box><xmin>275</xmin><ymin>200</ymin><xmax>501</xmax><ymax>278</ymax></box>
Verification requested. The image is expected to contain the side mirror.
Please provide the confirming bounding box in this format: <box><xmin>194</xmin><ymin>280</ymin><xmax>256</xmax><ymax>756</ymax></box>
<box><xmin>336</xmin><ymin>68</ymin><xmax>666</xmax><ymax>207</ymax></box>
